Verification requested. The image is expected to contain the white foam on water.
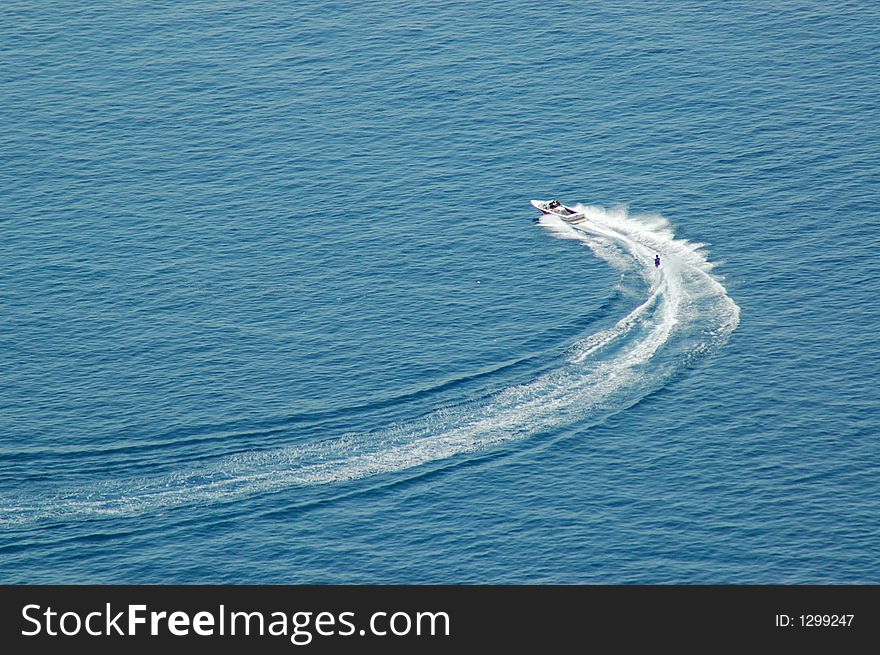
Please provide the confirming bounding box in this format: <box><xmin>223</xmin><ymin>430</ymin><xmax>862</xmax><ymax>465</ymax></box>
<box><xmin>1</xmin><ymin>205</ymin><xmax>740</xmax><ymax>524</ymax></box>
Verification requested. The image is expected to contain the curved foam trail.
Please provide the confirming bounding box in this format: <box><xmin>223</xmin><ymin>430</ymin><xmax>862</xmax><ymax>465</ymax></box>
<box><xmin>1</xmin><ymin>205</ymin><xmax>740</xmax><ymax>524</ymax></box>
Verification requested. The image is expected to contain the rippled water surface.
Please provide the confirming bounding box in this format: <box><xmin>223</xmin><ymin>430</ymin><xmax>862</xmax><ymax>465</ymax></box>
<box><xmin>1</xmin><ymin>0</ymin><xmax>878</xmax><ymax>582</ymax></box>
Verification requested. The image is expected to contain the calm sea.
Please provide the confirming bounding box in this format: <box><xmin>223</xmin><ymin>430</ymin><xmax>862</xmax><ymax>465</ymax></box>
<box><xmin>1</xmin><ymin>0</ymin><xmax>878</xmax><ymax>582</ymax></box>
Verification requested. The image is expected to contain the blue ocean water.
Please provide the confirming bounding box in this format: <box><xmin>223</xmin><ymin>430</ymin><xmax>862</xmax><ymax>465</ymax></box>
<box><xmin>1</xmin><ymin>0</ymin><xmax>878</xmax><ymax>583</ymax></box>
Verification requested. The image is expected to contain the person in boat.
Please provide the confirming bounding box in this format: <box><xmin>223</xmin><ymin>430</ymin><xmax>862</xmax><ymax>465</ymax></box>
<box><xmin>548</xmin><ymin>199</ymin><xmax>561</xmax><ymax>209</ymax></box>
<box><xmin>654</xmin><ymin>254</ymin><xmax>661</xmax><ymax>268</ymax></box>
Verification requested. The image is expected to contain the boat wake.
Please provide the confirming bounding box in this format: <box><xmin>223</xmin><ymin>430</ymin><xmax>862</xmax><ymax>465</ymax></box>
<box><xmin>1</xmin><ymin>205</ymin><xmax>740</xmax><ymax>525</ymax></box>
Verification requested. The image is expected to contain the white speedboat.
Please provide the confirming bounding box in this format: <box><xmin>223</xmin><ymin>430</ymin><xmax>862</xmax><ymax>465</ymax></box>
<box><xmin>530</xmin><ymin>199</ymin><xmax>586</xmax><ymax>224</ymax></box>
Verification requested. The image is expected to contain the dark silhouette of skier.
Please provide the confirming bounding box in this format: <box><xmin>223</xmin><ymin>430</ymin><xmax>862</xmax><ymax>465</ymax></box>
<box><xmin>654</xmin><ymin>254</ymin><xmax>661</xmax><ymax>268</ymax></box>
